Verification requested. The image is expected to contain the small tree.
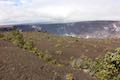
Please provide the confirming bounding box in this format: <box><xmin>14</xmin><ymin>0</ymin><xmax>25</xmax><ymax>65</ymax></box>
<box><xmin>11</xmin><ymin>29</ymin><xmax>24</xmax><ymax>48</ymax></box>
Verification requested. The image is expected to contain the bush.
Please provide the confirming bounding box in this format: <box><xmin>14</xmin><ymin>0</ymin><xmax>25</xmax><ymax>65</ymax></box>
<box><xmin>6</xmin><ymin>29</ymin><xmax>57</xmax><ymax>65</ymax></box>
<box><xmin>0</xmin><ymin>33</ymin><xmax>4</xmax><ymax>39</ymax></box>
<box><xmin>37</xmin><ymin>52</ymin><xmax>45</xmax><ymax>59</ymax></box>
<box><xmin>70</xmin><ymin>56</ymin><xmax>93</xmax><ymax>69</ymax></box>
<box><xmin>43</xmin><ymin>54</ymin><xmax>52</xmax><ymax>61</ymax></box>
<box><xmin>31</xmin><ymin>47</ymin><xmax>39</xmax><ymax>54</ymax></box>
<box><xmin>23</xmin><ymin>40</ymin><xmax>34</xmax><ymax>51</ymax></box>
<box><xmin>37</xmin><ymin>52</ymin><xmax>57</xmax><ymax>64</ymax></box>
<box><xmin>72</xmin><ymin>48</ymin><xmax>120</xmax><ymax>80</ymax></box>
<box><xmin>66</xmin><ymin>73</ymin><xmax>74</xmax><ymax>80</ymax></box>
<box><xmin>10</xmin><ymin>30</ymin><xmax>24</xmax><ymax>47</ymax></box>
<box><xmin>0</xmin><ymin>33</ymin><xmax>4</xmax><ymax>37</ymax></box>
<box><xmin>56</xmin><ymin>50</ymin><xmax>63</xmax><ymax>55</ymax></box>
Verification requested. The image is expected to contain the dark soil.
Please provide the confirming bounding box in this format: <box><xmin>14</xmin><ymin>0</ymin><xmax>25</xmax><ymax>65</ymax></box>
<box><xmin>0</xmin><ymin>40</ymin><xmax>94</xmax><ymax>80</ymax></box>
<box><xmin>23</xmin><ymin>32</ymin><xmax>120</xmax><ymax>64</ymax></box>
<box><xmin>2</xmin><ymin>32</ymin><xmax>120</xmax><ymax>80</ymax></box>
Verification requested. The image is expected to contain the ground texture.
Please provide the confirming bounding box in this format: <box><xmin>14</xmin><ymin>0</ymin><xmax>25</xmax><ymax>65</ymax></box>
<box><xmin>1</xmin><ymin>32</ymin><xmax>120</xmax><ymax>80</ymax></box>
<box><xmin>0</xmin><ymin>40</ymin><xmax>94</xmax><ymax>80</ymax></box>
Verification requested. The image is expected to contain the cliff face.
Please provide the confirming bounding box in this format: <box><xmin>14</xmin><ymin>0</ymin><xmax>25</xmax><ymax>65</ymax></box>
<box><xmin>44</xmin><ymin>21</ymin><xmax>120</xmax><ymax>38</ymax></box>
<box><xmin>1</xmin><ymin>21</ymin><xmax>120</xmax><ymax>38</ymax></box>
<box><xmin>0</xmin><ymin>26</ymin><xmax>14</xmax><ymax>31</ymax></box>
<box><xmin>30</xmin><ymin>21</ymin><xmax>120</xmax><ymax>38</ymax></box>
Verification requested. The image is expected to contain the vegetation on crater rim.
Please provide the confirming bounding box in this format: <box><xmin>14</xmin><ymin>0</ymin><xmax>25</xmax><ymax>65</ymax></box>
<box><xmin>71</xmin><ymin>48</ymin><xmax>120</xmax><ymax>80</ymax></box>
<box><xmin>2</xmin><ymin>28</ymin><xmax>120</xmax><ymax>80</ymax></box>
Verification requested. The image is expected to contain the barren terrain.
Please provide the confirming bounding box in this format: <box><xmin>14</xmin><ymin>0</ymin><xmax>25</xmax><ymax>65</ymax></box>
<box><xmin>1</xmin><ymin>32</ymin><xmax>120</xmax><ymax>80</ymax></box>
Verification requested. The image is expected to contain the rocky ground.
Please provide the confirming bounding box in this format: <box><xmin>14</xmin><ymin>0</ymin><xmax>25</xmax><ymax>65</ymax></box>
<box><xmin>0</xmin><ymin>40</ymin><xmax>93</xmax><ymax>80</ymax></box>
<box><xmin>1</xmin><ymin>32</ymin><xmax>120</xmax><ymax>80</ymax></box>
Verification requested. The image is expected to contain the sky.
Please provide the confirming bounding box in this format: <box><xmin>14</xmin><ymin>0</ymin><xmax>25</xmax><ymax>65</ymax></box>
<box><xmin>0</xmin><ymin>0</ymin><xmax>120</xmax><ymax>24</ymax></box>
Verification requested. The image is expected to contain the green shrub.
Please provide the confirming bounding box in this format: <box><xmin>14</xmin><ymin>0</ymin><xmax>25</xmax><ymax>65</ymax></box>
<box><xmin>0</xmin><ymin>33</ymin><xmax>5</xmax><ymax>39</ymax></box>
<box><xmin>10</xmin><ymin>30</ymin><xmax>25</xmax><ymax>47</ymax></box>
<box><xmin>43</xmin><ymin>54</ymin><xmax>52</xmax><ymax>62</ymax></box>
<box><xmin>66</xmin><ymin>73</ymin><xmax>74</xmax><ymax>80</ymax></box>
<box><xmin>6</xmin><ymin>29</ymin><xmax>58</xmax><ymax>65</ymax></box>
<box><xmin>113</xmin><ymin>74</ymin><xmax>120</xmax><ymax>80</ymax></box>
<box><xmin>56</xmin><ymin>50</ymin><xmax>63</xmax><ymax>55</ymax></box>
<box><xmin>31</xmin><ymin>47</ymin><xmax>39</xmax><ymax>54</ymax></box>
<box><xmin>72</xmin><ymin>48</ymin><xmax>120</xmax><ymax>80</ymax></box>
<box><xmin>71</xmin><ymin>56</ymin><xmax>93</xmax><ymax>69</ymax></box>
<box><xmin>37</xmin><ymin>52</ymin><xmax>45</xmax><ymax>59</ymax></box>
<box><xmin>23</xmin><ymin>40</ymin><xmax>34</xmax><ymax>50</ymax></box>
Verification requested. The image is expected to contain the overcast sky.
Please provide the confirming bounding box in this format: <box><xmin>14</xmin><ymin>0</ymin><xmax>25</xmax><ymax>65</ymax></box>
<box><xmin>0</xmin><ymin>0</ymin><xmax>120</xmax><ymax>24</ymax></box>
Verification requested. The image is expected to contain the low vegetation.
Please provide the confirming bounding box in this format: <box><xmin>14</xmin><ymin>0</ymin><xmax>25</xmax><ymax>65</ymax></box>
<box><xmin>0</xmin><ymin>33</ymin><xmax>5</xmax><ymax>40</ymax></box>
<box><xmin>71</xmin><ymin>48</ymin><xmax>120</xmax><ymax>80</ymax></box>
<box><xmin>2</xmin><ymin>29</ymin><xmax>120</xmax><ymax>80</ymax></box>
<box><xmin>5</xmin><ymin>29</ymin><xmax>58</xmax><ymax>65</ymax></box>
<box><xmin>66</xmin><ymin>73</ymin><xmax>74</xmax><ymax>80</ymax></box>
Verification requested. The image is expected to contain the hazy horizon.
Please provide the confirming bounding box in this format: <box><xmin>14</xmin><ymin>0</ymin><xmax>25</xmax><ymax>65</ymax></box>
<box><xmin>0</xmin><ymin>0</ymin><xmax>120</xmax><ymax>24</ymax></box>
